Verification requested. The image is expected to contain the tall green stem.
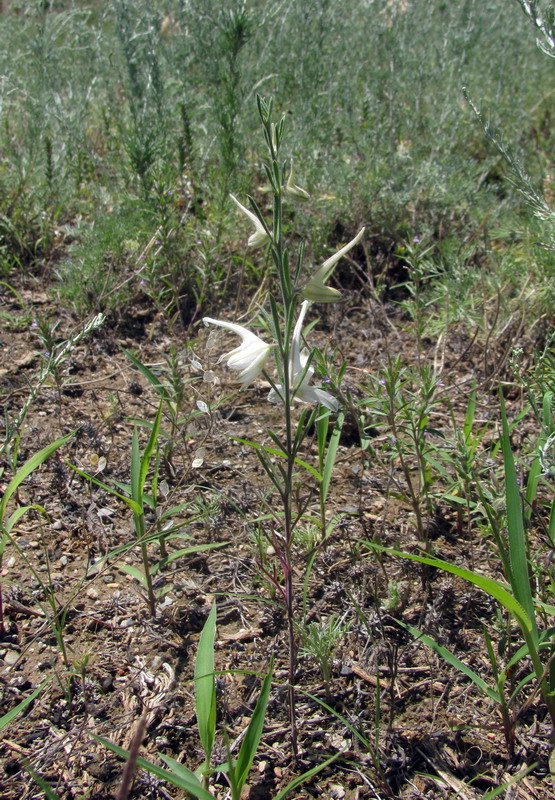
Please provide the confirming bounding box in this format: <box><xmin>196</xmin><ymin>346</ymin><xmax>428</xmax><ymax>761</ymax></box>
<box><xmin>135</xmin><ymin>512</ymin><xmax>157</xmax><ymax>618</ymax></box>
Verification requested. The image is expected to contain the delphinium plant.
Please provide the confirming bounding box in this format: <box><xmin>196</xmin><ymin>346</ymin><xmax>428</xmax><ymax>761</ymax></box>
<box><xmin>203</xmin><ymin>96</ymin><xmax>364</xmax><ymax>753</ymax></box>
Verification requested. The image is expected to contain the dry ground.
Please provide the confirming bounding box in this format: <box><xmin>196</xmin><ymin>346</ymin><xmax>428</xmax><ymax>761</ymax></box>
<box><xmin>0</xmin><ymin>272</ymin><xmax>553</xmax><ymax>800</ymax></box>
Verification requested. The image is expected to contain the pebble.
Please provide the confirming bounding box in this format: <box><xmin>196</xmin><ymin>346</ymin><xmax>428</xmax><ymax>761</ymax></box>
<box><xmin>86</xmin><ymin>588</ymin><xmax>100</xmax><ymax>600</ymax></box>
<box><xmin>6</xmin><ymin>557</ymin><xmax>16</xmax><ymax>568</ymax></box>
<box><xmin>4</xmin><ymin>650</ymin><xmax>20</xmax><ymax>666</ymax></box>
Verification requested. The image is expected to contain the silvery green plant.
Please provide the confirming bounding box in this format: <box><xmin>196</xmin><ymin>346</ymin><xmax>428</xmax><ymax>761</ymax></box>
<box><xmin>299</xmin><ymin>614</ymin><xmax>350</xmax><ymax>698</ymax></box>
<box><xmin>203</xmin><ymin>96</ymin><xmax>364</xmax><ymax>753</ymax></box>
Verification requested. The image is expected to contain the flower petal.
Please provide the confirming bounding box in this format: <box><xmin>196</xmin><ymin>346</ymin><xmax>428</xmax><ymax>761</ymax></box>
<box><xmin>286</xmin><ymin>160</ymin><xmax>310</xmax><ymax>201</ymax></box>
<box><xmin>230</xmin><ymin>194</ymin><xmax>270</xmax><ymax>248</ymax></box>
<box><xmin>302</xmin><ymin>227</ymin><xmax>365</xmax><ymax>302</ymax></box>
<box><xmin>203</xmin><ymin>317</ymin><xmax>272</xmax><ymax>387</ymax></box>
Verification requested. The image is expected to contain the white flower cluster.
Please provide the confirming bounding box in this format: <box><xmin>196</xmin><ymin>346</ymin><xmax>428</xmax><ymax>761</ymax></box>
<box><xmin>203</xmin><ymin>193</ymin><xmax>365</xmax><ymax>410</ymax></box>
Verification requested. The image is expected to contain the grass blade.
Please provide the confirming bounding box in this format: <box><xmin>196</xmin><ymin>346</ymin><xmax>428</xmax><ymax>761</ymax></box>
<box><xmin>500</xmin><ymin>392</ymin><xmax>537</xmax><ymax>640</ymax></box>
<box><xmin>95</xmin><ymin>736</ymin><xmax>213</xmax><ymax>800</ymax></box>
<box><xmin>195</xmin><ymin>602</ymin><xmax>217</xmax><ymax>769</ymax></box>
<box><xmin>0</xmin><ymin>679</ymin><xmax>49</xmax><ymax>731</ymax></box>
<box><xmin>0</xmin><ymin>434</ymin><xmax>73</xmax><ymax>520</ymax></box>
<box><xmin>398</xmin><ymin>620</ymin><xmax>501</xmax><ymax>703</ymax></box>
<box><xmin>233</xmin><ymin>658</ymin><xmax>274</xmax><ymax>793</ymax></box>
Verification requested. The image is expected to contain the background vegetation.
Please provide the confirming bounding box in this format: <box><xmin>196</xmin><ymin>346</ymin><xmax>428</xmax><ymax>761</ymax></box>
<box><xmin>0</xmin><ymin>0</ymin><xmax>554</xmax><ymax>322</ymax></box>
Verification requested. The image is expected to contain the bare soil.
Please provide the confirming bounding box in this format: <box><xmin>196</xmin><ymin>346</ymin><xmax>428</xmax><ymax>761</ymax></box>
<box><xmin>0</xmin><ymin>273</ymin><xmax>553</xmax><ymax>800</ymax></box>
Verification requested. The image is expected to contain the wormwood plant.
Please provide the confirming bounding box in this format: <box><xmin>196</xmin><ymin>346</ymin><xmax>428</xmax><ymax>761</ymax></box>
<box><xmin>202</xmin><ymin>96</ymin><xmax>364</xmax><ymax>753</ymax></box>
<box><xmin>358</xmin><ymin>356</ymin><xmax>444</xmax><ymax>550</ymax></box>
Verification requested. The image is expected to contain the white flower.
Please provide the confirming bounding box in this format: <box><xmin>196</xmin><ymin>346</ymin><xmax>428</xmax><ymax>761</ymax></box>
<box><xmin>268</xmin><ymin>300</ymin><xmax>339</xmax><ymax>411</ymax></box>
<box><xmin>302</xmin><ymin>227</ymin><xmax>365</xmax><ymax>302</ymax></box>
<box><xmin>203</xmin><ymin>317</ymin><xmax>273</xmax><ymax>387</ymax></box>
<box><xmin>285</xmin><ymin>160</ymin><xmax>310</xmax><ymax>201</ymax></box>
<box><xmin>230</xmin><ymin>194</ymin><xmax>271</xmax><ymax>248</ymax></box>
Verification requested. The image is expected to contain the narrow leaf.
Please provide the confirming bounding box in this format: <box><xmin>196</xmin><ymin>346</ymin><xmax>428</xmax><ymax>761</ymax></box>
<box><xmin>0</xmin><ymin>434</ymin><xmax>72</xmax><ymax>520</ymax></box>
<box><xmin>232</xmin><ymin>437</ymin><xmax>322</xmax><ymax>481</ymax></box>
<box><xmin>122</xmin><ymin>348</ymin><xmax>169</xmax><ymax>400</ymax></box>
<box><xmin>321</xmin><ymin>411</ymin><xmax>344</xmax><ymax>504</ymax></box>
<box><xmin>195</xmin><ymin>602</ymin><xmax>217</xmax><ymax>767</ymax></box>
<box><xmin>500</xmin><ymin>392</ymin><xmax>537</xmax><ymax>640</ymax></box>
<box><xmin>234</xmin><ymin>659</ymin><xmax>274</xmax><ymax>793</ymax></box>
<box><xmin>273</xmin><ymin>750</ymin><xmax>343</xmax><ymax>800</ymax></box>
<box><xmin>0</xmin><ymin>679</ymin><xmax>49</xmax><ymax>731</ymax></box>
<box><xmin>364</xmin><ymin>543</ymin><xmax>533</xmax><ymax>633</ymax></box>
<box><xmin>398</xmin><ymin>620</ymin><xmax>501</xmax><ymax>703</ymax></box>
<box><xmin>94</xmin><ymin>736</ymin><xmax>213</xmax><ymax>800</ymax></box>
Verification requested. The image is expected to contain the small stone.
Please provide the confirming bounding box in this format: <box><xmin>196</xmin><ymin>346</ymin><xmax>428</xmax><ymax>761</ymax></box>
<box><xmin>4</xmin><ymin>650</ymin><xmax>20</xmax><ymax>666</ymax></box>
<box><xmin>6</xmin><ymin>557</ymin><xmax>16</xmax><ymax>568</ymax></box>
<box><xmin>86</xmin><ymin>588</ymin><xmax>100</xmax><ymax>600</ymax></box>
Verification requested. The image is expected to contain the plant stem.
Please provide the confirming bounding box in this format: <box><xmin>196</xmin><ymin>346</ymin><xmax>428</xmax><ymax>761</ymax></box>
<box><xmin>135</xmin><ymin>514</ymin><xmax>157</xmax><ymax>617</ymax></box>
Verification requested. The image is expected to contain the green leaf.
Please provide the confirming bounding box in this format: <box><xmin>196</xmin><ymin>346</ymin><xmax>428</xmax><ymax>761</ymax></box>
<box><xmin>500</xmin><ymin>392</ymin><xmax>537</xmax><ymax>640</ymax></box>
<box><xmin>195</xmin><ymin>602</ymin><xmax>217</xmax><ymax>768</ymax></box>
<box><xmin>273</xmin><ymin>750</ymin><xmax>343</xmax><ymax>800</ymax></box>
<box><xmin>398</xmin><ymin>620</ymin><xmax>502</xmax><ymax>703</ymax></box>
<box><xmin>301</xmin><ymin>690</ymin><xmax>371</xmax><ymax>750</ymax></box>
<box><xmin>158</xmin><ymin>754</ymin><xmax>206</xmax><ymax>785</ymax></box>
<box><xmin>0</xmin><ymin>434</ymin><xmax>73</xmax><ymax>521</ymax></box>
<box><xmin>150</xmin><ymin>542</ymin><xmax>229</xmax><ymax>576</ymax></box>
<box><xmin>139</xmin><ymin>402</ymin><xmax>163</xmax><ymax>498</ymax></box>
<box><xmin>232</xmin><ymin>437</ymin><xmax>322</xmax><ymax>481</ymax></box>
<box><xmin>364</xmin><ymin>543</ymin><xmax>533</xmax><ymax>633</ymax></box>
<box><xmin>131</xmin><ymin>426</ymin><xmax>141</xmax><ymax>505</ymax></box>
<box><xmin>116</xmin><ymin>563</ymin><xmax>146</xmax><ymax>586</ymax></box>
<box><xmin>122</xmin><ymin>348</ymin><xmax>170</xmax><ymax>401</ymax></box>
<box><xmin>480</xmin><ymin>763</ymin><xmax>537</xmax><ymax>799</ymax></box>
<box><xmin>321</xmin><ymin>411</ymin><xmax>344</xmax><ymax>504</ymax></box>
<box><xmin>24</xmin><ymin>765</ymin><xmax>61</xmax><ymax>800</ymax></box>
<box><xmin>66</xmin><ymin>464</ymin><xmax>142</xmax><ymax>515</ymax></box>
<box><xmin>0</xmin><ymin>679</ymin><xmax>49</xmax><ymax>731</ymax></box>
<box><xmin>6</xmin><ymin>504</ymin><xmax>48</xmax><ymax>534</ymax></box>
<box><xmin>94</xmin><ymin>736</ymin><xmax>213</xmax><ymax>800</ymax></box>
<box><xmin>233</xmin><ymin>658</ymin><xmax>274</xmax><ymax>793</ymax></box>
